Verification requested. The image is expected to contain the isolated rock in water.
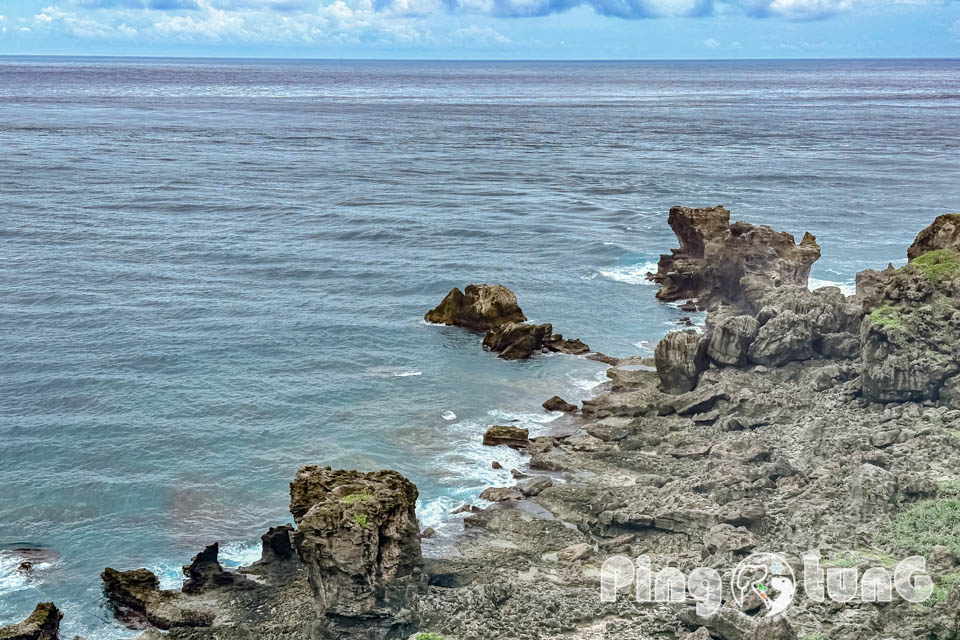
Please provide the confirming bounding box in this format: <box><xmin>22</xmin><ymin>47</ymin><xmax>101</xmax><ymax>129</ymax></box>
<box><xmin>482</xmin><ymin>425</ymin><xmax>529</xmax><ymax>448</ymax></box>
<box><xmin>543</xmin><ymin>334</ymin><xmax>591</xmax><ymax>355</ymax></box>
<box><xmin>748</xmin><ymin>310</ymin><xmax>814</xmax><ymax>367</ymax></box>
<box><xmin>655</xmin><ymin>330</ymin><xmax>708</xmax><ymax>394</ymax></box>
<box><xmin>0</xmin><ymin>602</ymin><xmax>62</xmax><ymax>640</ymax></box>
<box><xmin>181</xmin><ymin>543</ymin><xmax>249</xmax><ymax>594</ymax></box>
<box><xmin>542</xmin><ymin>396</ymin><xmax>577</xmax><ymax>412</ymax></box>
<box><xmin>256</xmin><ymin>524</ymin><xmax>295</xmax><ymax>565</ymax></box>
<box><xmin>860</xmin><ymin>248</ymin><xmax>960</xmax><ymax>402</ymax></box>
<box><xmin>482</xmin><ymin>322</ymin><xmax>551</xmax><ymax>360</ymax></box>
<box><xmin>424</xmin><ymin>284</ymin><xmax>526</xmax><ymax>331</ymax></box>
<box><xmin>908</xmin><ymin>213</ymin><xmax>960</xmax><ymax>261</ymax></box>
<box><xmin>100</xmin><ymin>568</ymin><xmax>214</xmax><ymax>630</ymax></box>
<box><xmin>649</xmin><ymin>205</ymin><xmax>821</xmax><ymax>311</ymax></box>
<box><xmin>707</xmin><ymin>314</ymin><xmax>759</xmax><ymax>367</ymax></box>
<box><xmin>289</xmin><ymin>466</ymin><xmax>424</xmax><ymax>632</ymax></box>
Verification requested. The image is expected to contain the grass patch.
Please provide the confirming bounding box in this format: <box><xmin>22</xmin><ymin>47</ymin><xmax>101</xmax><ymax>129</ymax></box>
<box><xmin>340</xmin><ymin>492</ymin><xmax>371</xmax><ymax>504</ymax></box>
<box><xmin>910</xmin><ymin>249</ymin><xmax>960</xmax><ymax>286</ymax></box>
<box><xmin>416</xmin><ymin>634</ymin><xmax>448</xmax><ymax>640</ymax></box>
<box><xmin>940</xmin><ymin>480</ymin><xmax>960</xmax><ymax>496</ymax></box>
<box><xmin>799</xmin><ymin>635</ymin><xmax>825</xmax><ymax>640</ymax></box>
<box><xmin>917</xmin><ymin>573</ymin><xmax>960</xmax><ymax>609</ymax></box>
<box><xmin>822</xmin><ymin>549</ymin><xmax>896</xmax><ymax>569</ymax></box>
<box><xmin>355</xmin><ymin>514</ymin><xmax>368</xmax><ymax>528</ymax></box>
<box><xmin>868</xmin><ymin>304</ymin><xmax>903</xmax><ymax>330</ymax></box>
<box><xmin>878</xmin><ymin>498</ymin><xmax>960</xmax><ymax>557</ymax></box>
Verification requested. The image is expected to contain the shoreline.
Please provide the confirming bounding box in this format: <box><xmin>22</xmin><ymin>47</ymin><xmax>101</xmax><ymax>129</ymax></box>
<box><xmin>4</xmin><ymin>207</ymin><xmax>960</xmax><ymax>640</ymax></box>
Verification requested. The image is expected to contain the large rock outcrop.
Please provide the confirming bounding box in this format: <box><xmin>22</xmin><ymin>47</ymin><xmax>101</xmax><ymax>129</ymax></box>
<box><xmin>0</xmin><ymin>603</ymin><xmax>62</xmax><ymax>640</ymax></box>
<box><xmin>424</xmin><ymin>284</ymin><xmax>526</xmax><ymax>331</ymax></box>
<box><xmin>860</xmin><ymin>249</ymin><xmax>960</xmax><ymax>403</ymax></box>
<box><xmin>655</xmin><ymin>330</ymin><xmax>708</xmax><ymax>394</ymax></box>
<box><xmin>649</xmin><ymin>205</ymin><xmax>821</xmax><ymax>312</ymax></box>
<box><xmin>289</xmin><ymin>466</ymin><xmax>425</xmax><ymax>639</ymax></box>
<box><xmin>100</xmin><ymin>567</ymin><xmax>215</xmax><ymax>629</ymax></box>
<box><xmin>908</xmin><ymin>213</ymin><xmax>960</xmax><ymax>261</ymax></box>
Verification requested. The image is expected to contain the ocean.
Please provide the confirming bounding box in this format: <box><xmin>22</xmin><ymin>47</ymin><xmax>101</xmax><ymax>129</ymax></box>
<box><xmin>0</xmin><ymin>57</ymin><xmax>958</xmax><ymax>638</ymax></box>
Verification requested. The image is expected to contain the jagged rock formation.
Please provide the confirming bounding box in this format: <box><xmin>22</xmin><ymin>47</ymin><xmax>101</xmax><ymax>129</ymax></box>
<box><xmin>908</xmin><ymin>212</ymin><xmax>960</xmax><ymax>260</ymax></box>
<box><xmin>648</xmin><ymin>205</ymin><xmax>821</xmax><ymax>312</ymax></box>
<box><xmin>289</xmin><ymin>466</ymin><xmax>425</xmax><ymax>639</ymax></box>
<box><xmin>181</xmin><ymin>543</ymin><xmax>250</xmax><ymax>594</ymax></box>
<box><xmin>100</xmin><ymin>567</ymin><xmax>215</xmax><ymax>629</ymax></box>
<box><xmin>424</xmin><ymin>284</ymin><xmax>526</xmax><ymax>331</ymax></box>
<box><xmin>255</xmin><ymin>524</ymin><xmax>295</xmax><ymax>565</ymax></box>
<box><xmin>0</xmin><ymin>603</ymin><xmax>62</xmax><ymax>640</ymax></box>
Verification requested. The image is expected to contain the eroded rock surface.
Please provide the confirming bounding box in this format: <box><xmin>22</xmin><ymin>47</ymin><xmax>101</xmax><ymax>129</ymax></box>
<box><xmin>908</xmin><ymin>212</ymin><xmax>960</xmax><ymax>260</ymax></box>
<box><xmin>101</xmin><ymin>568</ymin><xmax>215</xmax><ymax>630</ymax></box>
<box><xmin>424</xmin><ymin>284</ymin><xmax>526</xmax><ymax>331</ymax></box>
<box><xmin>0</xmin><ymin>603</ymin><xmax>62</xmax><ymax>640</ymax></box>
<box><xmin>289</xmin><ymin>466</ymin><xmax>425</xmax><ymax>638</ymax></box>
<box><xmin>648</xmin><ymin>205</ymin><xmax>821</xmax><ymax>312</ymax></box>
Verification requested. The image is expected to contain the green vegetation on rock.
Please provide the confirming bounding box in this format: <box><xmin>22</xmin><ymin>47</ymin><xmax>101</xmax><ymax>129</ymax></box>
<box><xmin>341</xmin><ymin>492</ymin><xmax>371</xmax><ymax>504</ymax></box>
<box><xmin>917</xmin><ymin>573</ymin><xmax>960</xmax><ymax>609</ymax></box>
<box><xmin>910</xmin><ymin>249</ymin><xmax>960</xmax><ymax>286</ymax></box>
<box><xmin>355</xmin><ymin>513</ymin><xmax>368</xmax><ymax>528</ymax></box>
<box><xmin>416</xmin><ymin>634</ymin><xmax>448</xmax><ymax>640</ymax></box>
<box><xmin>878</xmin><ymin>498</ymin><xmax>960</xmax><ymax>556</ymax></box>
<box><xmin>868</xmin><ymin>304</ymin><xmax>903</xmax><ymax>330</ymax></box>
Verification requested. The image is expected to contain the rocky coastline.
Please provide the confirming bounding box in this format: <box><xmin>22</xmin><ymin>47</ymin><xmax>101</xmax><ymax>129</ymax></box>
<box><xmin>4</xmin><ymin>207</ymin><xmax>960</xmax><ymax>640</ymax></box>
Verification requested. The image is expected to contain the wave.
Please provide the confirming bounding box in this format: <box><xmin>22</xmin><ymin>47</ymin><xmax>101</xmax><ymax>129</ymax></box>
<box><xmin>364</xmin><ymin>367</ymin><xmax>423</xmax><ymax>378</ymax></box>
<box><xmin>808</xmin><ymin>277</ymin><xmax>856</xmax><ymax>296</ymax></box>
<box><xmin>595</xmin><ymin>261</ymin><xmax>659</xmax><ymax>285</ymax></box>
<box><xmin>441</xmin><ymin>411</ymin><xmax>457</xmax><ymax>421</ymax></box>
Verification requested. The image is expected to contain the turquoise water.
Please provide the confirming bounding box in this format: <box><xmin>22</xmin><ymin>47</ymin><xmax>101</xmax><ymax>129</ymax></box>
<box><xmin>1</xmin><ymin>57</ymin><xmax>958</xmax><ymax>638</ymax></box>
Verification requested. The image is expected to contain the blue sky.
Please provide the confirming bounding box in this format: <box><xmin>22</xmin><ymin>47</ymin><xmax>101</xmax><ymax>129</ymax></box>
<box><xmin>0</xmin><ymin>0</ymin><xmax>957</xmax><ymax>57</ymax></box>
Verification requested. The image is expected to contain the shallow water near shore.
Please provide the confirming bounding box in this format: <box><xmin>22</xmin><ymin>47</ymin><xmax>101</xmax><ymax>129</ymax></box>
<box><xmin>1</xmin><ymin>57</ymin><xmax>959</xmax><ymax>638</ymax></box>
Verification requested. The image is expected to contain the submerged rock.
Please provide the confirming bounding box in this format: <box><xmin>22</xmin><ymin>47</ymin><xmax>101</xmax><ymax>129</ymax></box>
<box><xmin>482</xmin><ymin>425</ymin><xmax>529</xmax><ymax>448</ymax></box>
<box><xmin>289</xmin><ymin>466</ymin><xmax>425</xmax><ymax>638</ymax></box>
<box><xmin>0</xmin><ymin>603</ymin><xmax>62</xmax><ymax>640</ymax></box>
<box><xmin>482</xmin><ymin>321</ymin><xmax>551</xmax><ymax>360</ymax></box>
<box><xmin>424</xmin><ymin>284</ymin><xmax>526</xmax><ymax>331</ymax></box>
<box><xmin>649</xmin><ymin>205</ymin><xmax>821</xmax><ymax>312</ymax></box>
<box><xmin>542</xmin><ymin>396</ymin><xmax>578</xmax><ymax>412</ymax></box>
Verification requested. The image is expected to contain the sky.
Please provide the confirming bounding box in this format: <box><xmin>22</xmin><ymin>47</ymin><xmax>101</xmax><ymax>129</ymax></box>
<box><xmin>0</xmin><ymin>0</ymin><xmax>957</xmax><ymax>58</ymax></box>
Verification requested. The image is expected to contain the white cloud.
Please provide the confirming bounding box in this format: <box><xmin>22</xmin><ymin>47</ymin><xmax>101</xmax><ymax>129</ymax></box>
<box><xmin>451</xmin><ymin>24</ymin><xmax>510</xmax><ymax>43</ymax></box>
<box><xmin>154</xmin><ymin>0</ymin><xmax>246</xmax><ymax>38</ymax></box>
<box><xmin>765</xmin><ymin>0</ymin><xmax>856</xmax><ymax>18</ymax></box>
<box><xmin>702</xmin><ymin>36</ymin><xmax>719</xmax><ymax>47</ymax></box>
<box><xmin>33</xmin><ymin>5</ymin><xmax>139</xmax><ymax>37</ymax></box>
<box><xmin>20</xmin><ymin>26</ymin><xmax>32</xmax><ymax>32</ymax></box>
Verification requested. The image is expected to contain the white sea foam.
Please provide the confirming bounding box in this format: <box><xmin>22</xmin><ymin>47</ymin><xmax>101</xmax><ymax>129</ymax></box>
<box><xmin>150</xmin><ymin>560</ymin><xmax>186</xmax><ymax>590</ymax></box>
<box><xmin>220</xmin><ymin>540</ymin><xmax>262</xmax><ymax>567</ymax></box>
<box><xmin>596</xmin><ymin>261</ymin><xmax>659</xmax><ymax>285</ymax></box>
<box><xmin>0</xmin><ymin>554</ymin><xmax>36</xmax><ymax>597</ymax></box>
<box><xmin>569</xmin><ymin>369</ymin><xmax>608</xmax><ymax>391</ymax></box>
<box><xmin>808</xmin><ymin>277</ymin><xmax>856</xmax><ymax>296</ymax></box>
<box><xmin>441</xmin><ymin>410</ymin><xmax>457</xmax><ymax>420</ymax></box>
<box><xmin>365</xmin><ymin>366</ymin><xmax>423</xmax><ymax>378</ymax></box>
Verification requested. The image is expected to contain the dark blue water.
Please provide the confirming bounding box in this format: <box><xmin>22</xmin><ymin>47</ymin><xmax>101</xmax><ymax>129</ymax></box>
<box><xmin>1</xmin><ymin>57</ymin><xmax>958</xmax><ymax>638</ymax></box>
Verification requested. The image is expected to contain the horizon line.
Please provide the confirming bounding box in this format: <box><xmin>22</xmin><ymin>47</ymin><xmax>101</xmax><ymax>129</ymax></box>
<box><xmin>2</xmin><ymin>53</ymin><xmax>959</xmax><ymax>62</ymax></box>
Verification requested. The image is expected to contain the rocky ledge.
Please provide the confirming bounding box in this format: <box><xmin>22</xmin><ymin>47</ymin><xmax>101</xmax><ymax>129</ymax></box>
<box><xmin>7</xmin><ymin>206</ymin><xmax>960</xmax><ymax>640</ymax></box>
